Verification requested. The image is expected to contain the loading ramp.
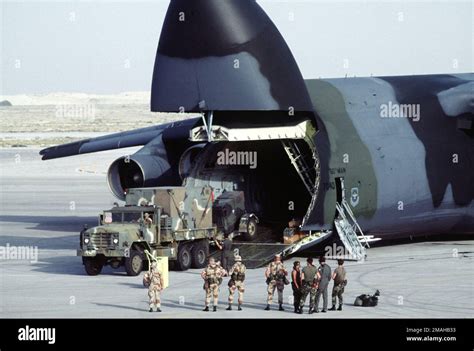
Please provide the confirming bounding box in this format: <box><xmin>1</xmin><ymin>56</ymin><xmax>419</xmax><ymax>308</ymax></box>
<box><xmin>211</xmin><ymin>230</ymin><xmax>332</xmax><ymax>269</ymax></box>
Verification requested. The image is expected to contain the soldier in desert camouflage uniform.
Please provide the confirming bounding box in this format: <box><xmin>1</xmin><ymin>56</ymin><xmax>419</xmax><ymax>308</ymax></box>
<box><xmin>264</xmin><ymin>254</ymin><xmax>288</xmax><ymax>311</ymax></box>
<box><xmin>226</xmin><ymin>255</ymin><xmax>246</xmax><ymax>311</ymax></box>
<box><xmin>201</xmin><ymin>257</ymin><xmax>226</xmax><ymax>312</ymax></box>
<box><xmin>143</xmin><ymin>261</ymin><xmax>164</xmax><ymax>312</ymax></box>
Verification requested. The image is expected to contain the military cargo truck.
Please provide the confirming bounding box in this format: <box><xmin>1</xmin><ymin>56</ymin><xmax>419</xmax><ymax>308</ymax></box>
<box><xmin>78</xmin><ymin>186</ymin><xmax>258</xmax><ymax>275</ymax></box>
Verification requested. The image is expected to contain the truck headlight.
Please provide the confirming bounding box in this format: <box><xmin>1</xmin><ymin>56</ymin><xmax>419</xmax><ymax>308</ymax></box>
<box><xmin>84</xmin><ymin>237</ymin><xmax>90</xmax><ymax>244</ymax></box>
<box><xmin>110</xmin><ymin>233</ymin><xmax>119</xmax><ymax>247</ymax></box>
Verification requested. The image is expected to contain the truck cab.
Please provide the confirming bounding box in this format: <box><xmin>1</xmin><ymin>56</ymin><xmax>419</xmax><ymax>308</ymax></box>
<box><xmin>78</xmin><ymin>186</ymin><xmax>220</xmax><ymax>276</ymax></box>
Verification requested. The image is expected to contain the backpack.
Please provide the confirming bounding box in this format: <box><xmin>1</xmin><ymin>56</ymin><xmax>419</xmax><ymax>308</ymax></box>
<box><xmin>354</xmin><ymin>290</ymin><xmax>380</xmax><ymax>307</ymax></box>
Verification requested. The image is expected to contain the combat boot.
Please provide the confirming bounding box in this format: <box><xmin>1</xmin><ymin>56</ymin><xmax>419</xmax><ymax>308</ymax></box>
<box><xmin>264</xmin><ymin>304</ymin><xmax>270</xmax><ymax>310</ymax></box>
<box><xmin>203</xmin><ymin>306</ymin><xmax>209</xmax><ymax>312</ymax></box>
<box><xmin>238</xmin><ymin>304</ymin><xmax>242</xmax><ymax>311</ymax></box>
<box><xmin>328</xmin><ymin>305</ymin><xmax>336</xmax><ymax>311</ymax></box>
<box><xmin>226</xmin><ymin>304</ymin><xmax>232</xmax><ymax>311</ymax></box>
<box><xmin>308</xmin><ymin>308</ymin><xmax>314</xmax><ymax>314</ymax></box>
<box><xmin>156</xmin><ymin>308</ymin><xmax>162</xmax><ymax>312</ymax></box>
<box><xmin>213</xmin><ymin>306</ymin><xmax>217</xmax><ymax>312</ymax></box>
<box><xmin>337</xmin><ymin>305</ymin><xmax>342</xmax><ymax>311</ymax></box>
<box><xmin>279</xmin><ymin>304</ymin><xmax>284</xmax><ymax>311</ymax></box>
<box><xmin>148</xmin><ymin>308</ymin><xmax>153</xmax><ymax>312</ymax></box>
<box><xmin>297</xmin><ymin>308</ymin><xmax>303</xmax><ymax>314</ymax></box>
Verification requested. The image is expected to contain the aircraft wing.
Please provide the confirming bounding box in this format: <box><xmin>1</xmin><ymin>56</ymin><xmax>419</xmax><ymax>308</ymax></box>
<box><xmin>39</xmin><ymin>118</ymin><xmax>200</xmax><ymax>160</ymax></box>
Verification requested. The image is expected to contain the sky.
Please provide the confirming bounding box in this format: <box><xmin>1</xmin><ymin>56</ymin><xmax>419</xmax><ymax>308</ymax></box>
<box><xmin>1</xmin><ymin>0</ymin><xmax>473</xmax><ymax>95</ymax></box>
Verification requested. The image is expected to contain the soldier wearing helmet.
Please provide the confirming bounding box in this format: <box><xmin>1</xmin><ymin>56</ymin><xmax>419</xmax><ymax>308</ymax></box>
<box><xmin>143</xmin><ymin>261</ymin><xmax>164</xmax><ymax>312</ymax></box>
<box><xmin>226</xmin><ymin>255</ymin><xmax>246</xmax><ymax>311</ymax></box>
<box><xmin>201</xmin><ymin>257</ymin><xmax>226</xmax><ymax>312</ymax></box>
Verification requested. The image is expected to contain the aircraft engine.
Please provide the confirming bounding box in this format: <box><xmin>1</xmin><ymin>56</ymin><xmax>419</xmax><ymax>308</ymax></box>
<box><xmin>107</xmin><ymin>154</ymin><xmax>177</xmax><ymax>200</ymax></box>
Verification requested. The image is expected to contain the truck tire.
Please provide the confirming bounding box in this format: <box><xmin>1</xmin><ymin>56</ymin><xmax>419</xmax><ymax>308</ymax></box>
<box><xmin>175</xmin><ymin>243</ymin><xmax>192</xmax><ymax>271</ymax></box>
<box><xmin>84</xmin><ymin>257</ymin><xmax>103</xmax><ymax>276</ymax></box>
<box><xmin>125</xmin><ymin>250</ymin><xmax>143</xmax><ymax>276</ymax></box>
<box><xmin>242</xmin><ymin>218</ymin><xmax>258</xmax><ymax>241</ymax></box>
<box><xmin>191</xmin><ymin>240</ymin><xmax>209</xmax><ymax>269</ymax></box>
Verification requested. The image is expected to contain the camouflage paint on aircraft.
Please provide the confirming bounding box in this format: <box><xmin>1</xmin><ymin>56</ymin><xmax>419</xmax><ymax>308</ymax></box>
<box><xmin>304</xmin><ymin>79</ymin><xmax>378</xmax><ymax>229</ymax></box>
<box><xmin>151</xmin><ymin>0</ymin><xmax>313</xmax><ymax>113</ymax></box>
<box><xmin>303</xmin><ymin>74</ymin><xmax>473</xmax><ymax>236</ymax></box>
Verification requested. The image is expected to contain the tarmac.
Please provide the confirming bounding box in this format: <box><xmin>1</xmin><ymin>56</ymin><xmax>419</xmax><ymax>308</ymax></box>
<box><xmin>1</xmin><ymin>148</ymin><xmax>473</xmax><ymax>318</ymax></box>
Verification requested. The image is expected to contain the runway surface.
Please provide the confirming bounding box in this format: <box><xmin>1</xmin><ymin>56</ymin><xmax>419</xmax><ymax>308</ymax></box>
<box><xmin>1</xmin><ymin>148</ymin><xmax>473</xmax><ymax>318</ymax></box>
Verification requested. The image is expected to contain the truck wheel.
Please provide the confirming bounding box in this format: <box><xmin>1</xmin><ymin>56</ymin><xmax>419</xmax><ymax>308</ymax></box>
<box><xmin>125</xmin><ymin>250</ymin><xmax>143</xmax><ymax>276</ymax></box>
<box><xmin>84</xmin><ymin>257</ymin><xmax>103</xmax><ymax>276</ymax></box>
<box><xmin>176</xmin><ymin>243</ymin><xmax>192</xmax><ymax>271</ymax></box>
<box><xmin>191</xmin><ymin>240</ymin><xmax>209</xmax><ymax>269</ymax></box>
<box><xmin>242</xmin><ymin>218</ymin><xmax>258</xmax><ymax>241</ymax></box>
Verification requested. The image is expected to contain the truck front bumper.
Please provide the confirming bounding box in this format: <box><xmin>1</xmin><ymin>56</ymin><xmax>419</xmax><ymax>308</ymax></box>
<box><xmin>77</xmin><ymin>248</ymin><xmax>127</xmax><ymax>257</ymax></box>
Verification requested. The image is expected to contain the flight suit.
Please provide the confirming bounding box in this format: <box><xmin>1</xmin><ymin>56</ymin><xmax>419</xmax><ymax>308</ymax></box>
<box><xmin>220</xmin><ymin>238</ymin><xmax>233</xmax><ymax>271</ymax></box>
<box><xmin>315</xmin><ymin>263</ymin><xmax>332</xmax><ymax>311</ymax></box>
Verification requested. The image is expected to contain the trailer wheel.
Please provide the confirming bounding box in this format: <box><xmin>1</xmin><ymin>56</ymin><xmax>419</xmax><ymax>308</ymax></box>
<box><xmin>125</xmin><ymin>250</ymin><xmax>143</xmax><ymax>276</ymax></box>
<box><xmin>83</xmin><ymin>257</ymin><xmax>103</xmax><ymax>276</ymax></box>
<box><xmin>242</xmin><ymin>218</ymin><xmax>258</xmax><ymax>241</ymax></box>
<box><xmin>191</xmin><ymin>240</ymin><xmax>209</xmax><ymax>268</ymax></box>
<box><xmin>176</xmin><ymin>243</ymin><xmax>192</xmax><ymax>271</ymax></box>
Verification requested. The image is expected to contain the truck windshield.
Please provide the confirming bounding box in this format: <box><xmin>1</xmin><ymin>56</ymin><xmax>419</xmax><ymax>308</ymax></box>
<box><xmin>106</xmin><ymin>212</ymin><xmax>142</xmax><ymax>223</ymax></box>
<box><xmin>123</xmin><ymin>212</ymin><xmax>141</xmax><ymax>223</ymax></box>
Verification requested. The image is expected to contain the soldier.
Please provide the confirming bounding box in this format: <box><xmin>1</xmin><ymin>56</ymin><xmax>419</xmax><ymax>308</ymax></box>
<box><xmin>264</xmin><ymin>254</ymin><xmax>288</xmax><ymax>311</ymax></box>
<box><xmin>141</xmin><ymin>213</ymin><xmax>155</xmax><ymax>243</ymax></box>
<box><xmin>144</xmin><ymin>212</ymin><xmax>153</xmax><ymax>226</ymax></box>
<box><xmin>201</xmin><ymin>257</ymin><xmax>226</xmax><ymax>312</ymax></box>
<box><xmin>291</xmin><ymin>261</ymin><xmax>302</xmax><ymax>313</ymax></box>
<box><xmin>226</xmin><ymin>255</ymin><xmax>246</xmax><ymax>311</ymax></box>
<box><xmin>143</xmin><ymin>261</ymin><xmax>164</xmax><ymax>312</ymax></box>
<box><xmin>314</xmin><ymin>256</ymin><xmax>332</xmax><ymax>313</ymax></box>
<box><xmin>215</xmin><ymin>234</ymin><xmax>233</xmax><ymax>272</ymax></box>
<box><xmin>329</xmin><ymin>259</ymin><xmax>347</xmax><ymax>311</ymax></box>
<box><xmin>298</xmin><ymin>257</ymin><xmax>318</xmax><ymax>314</ymax></box>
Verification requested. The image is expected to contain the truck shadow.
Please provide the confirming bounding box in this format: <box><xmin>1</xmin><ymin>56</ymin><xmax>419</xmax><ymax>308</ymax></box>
<box><xmin>29</xmin><ymin>255</ymin><xmax>134</xmax><ymax>276</ymax></box>
<box><xmin>30</xmin><ymin>255</ymin><xmax>85</xmax><ymax>275</ymax></box>
<box><xmin>0</xmin><ymin>234</ymin><xmax>79</xmax><ymax>251</ymax></box>
<box><xmin>0</xmin><ymin>215</ymin><xmax>97</xmax><ymax>233</ymax></box>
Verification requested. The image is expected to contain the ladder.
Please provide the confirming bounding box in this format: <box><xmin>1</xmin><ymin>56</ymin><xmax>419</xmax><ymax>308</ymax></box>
<box><xmin>281</xmin><ymin>140</ymin><xmax>316</xmax><ymax>195</ymax></box>
<box><xmin>334</xmin><ymin>199</ymin><xmax>370</xmax><ymax>260</ymax></box>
